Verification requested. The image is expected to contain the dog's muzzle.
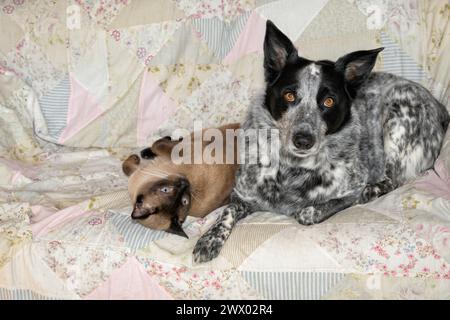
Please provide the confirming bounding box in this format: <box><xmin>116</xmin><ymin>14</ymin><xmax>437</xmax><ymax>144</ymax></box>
<box><xmin>292</xmin><ymin>130</ymin><xmax>315</xmax><ymax>150</ymax></box>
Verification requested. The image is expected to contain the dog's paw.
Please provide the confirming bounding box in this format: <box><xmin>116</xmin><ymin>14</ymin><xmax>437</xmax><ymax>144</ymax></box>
<box><xmin>193</xmin><ymin>232</ymin><xmax>225</xmax><ymax>263</ymax></box>
<box><xmin>359</xmin><ymin>179</ymin><xmax>395</xmax><ymax>204</ymax></box>
<box><xmin>294</xmin><ymin>206</ymin><xmax>320</xmax><ymax>225</ymax></box>
<box><xmin>359</xmin><ymin>185</ymin><xmax>381</xmax><ymax>203</ymax></box>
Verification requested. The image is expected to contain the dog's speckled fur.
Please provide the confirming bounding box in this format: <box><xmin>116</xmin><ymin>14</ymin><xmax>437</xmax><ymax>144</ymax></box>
<box><xmin>193</xmin><ymin>21</ymin><xmax>449</xmax><ymax>263</ymax></box>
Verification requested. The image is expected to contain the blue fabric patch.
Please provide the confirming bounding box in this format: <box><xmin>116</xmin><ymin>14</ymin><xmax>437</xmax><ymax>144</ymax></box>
<box><xmin>108</xmin><ymin>211</ymin><xmax>169</xmax><ymax>252</ymax></box>
<box><xmin>38</xmin><ymin>75</ymin><xmax>70</xmax><ymax>139</ymax></box>
<box><xmin>380</xmin><ymin>32</ymin><xmax>425</xmax><ymax>83</ymax></box>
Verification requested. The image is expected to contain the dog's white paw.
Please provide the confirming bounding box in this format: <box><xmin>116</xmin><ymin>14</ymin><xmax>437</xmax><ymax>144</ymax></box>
<box><xmin>193</xmin><ymin>232</ymin><xmax>224</xmax><ymax>263</ymax></box>
<box><xmin>294</xmin><ymin>206</ymin><xmax>320</xmax><ymax>225</ymax></box>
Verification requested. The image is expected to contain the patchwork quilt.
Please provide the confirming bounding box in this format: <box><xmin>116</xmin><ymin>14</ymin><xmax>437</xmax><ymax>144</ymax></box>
<box><xmin>0</xmin><ymin>0</ymin><xmax>449</xmax><ymax>299</ymax></box>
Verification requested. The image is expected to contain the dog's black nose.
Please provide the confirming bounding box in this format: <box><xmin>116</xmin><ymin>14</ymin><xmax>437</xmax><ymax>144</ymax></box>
<box><xmin>293</xmin><ymin>132</ymin><xmax>315</xmax><ymax>150</ymax></box>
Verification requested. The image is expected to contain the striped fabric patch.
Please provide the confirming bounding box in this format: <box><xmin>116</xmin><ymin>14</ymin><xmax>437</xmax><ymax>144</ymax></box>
<box><xmin>108</xmin><ymin>211</ymin><xmax>168</xmax><ymax>251</ymax></box>
<box><xmin>192</xmin><ymin>11</ymin><xmax>251</xmax><ymax>60</ymax></box>
<box><xmin>38</xmin><ymin>74</ymin><xmax>70</xmax><ymax>139</ymax></box>
<box><xmin>240</xmin><ymin>271</ymin><xmax>345</xmax><ymax>300</ymax></box>
<box><xmin>380</xmin><ymin>32</ymin><xmax>425</xmax><ymax>83</ymax></box>
<box><xmin>221</xmin><ymin>224</ymin><xmax>291</xmax><ymax>267</ymax></box>
<box><xmin>0</xmin><ymin>288</ymin><xmax>57</xmax><ymax>300</ymax></box>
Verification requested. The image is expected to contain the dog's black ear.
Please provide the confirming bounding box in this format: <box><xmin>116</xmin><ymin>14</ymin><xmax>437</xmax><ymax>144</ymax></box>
<box><xmin>335</xmin><ymin>47</ymin><xmax>384</xmax><ymax>90</ymax></box>
<box><xmin>264</xmin><ymin>20</ymin><xmax>298</xmax><ymax>85</ymax></box>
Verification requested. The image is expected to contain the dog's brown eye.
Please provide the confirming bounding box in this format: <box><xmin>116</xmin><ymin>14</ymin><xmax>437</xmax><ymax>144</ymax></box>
<box><xmin>323</xmin><ymin>97</ymin><xmax>335</xmax><ymax>108</ymax></box>
<box><xmin>283</xmin><ymin>91</ymin><xmax>296</xmax><ymax>103</ymax></box>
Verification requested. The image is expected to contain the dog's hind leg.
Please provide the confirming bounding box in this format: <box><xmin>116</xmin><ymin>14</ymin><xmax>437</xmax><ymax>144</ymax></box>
<box><xmin>357</xmin><ymin>144</ymin><xmax>403</xmax><ymax>204</ymax></box>
<box><xmin>193</xmin><ymin>194</ymin><xmax>252</xmax><ymax>263</ymax></box>
<box><xmin>381</xmin><ymin>84</ymin><xmax>447</xmax><ymax>186</ymax></box>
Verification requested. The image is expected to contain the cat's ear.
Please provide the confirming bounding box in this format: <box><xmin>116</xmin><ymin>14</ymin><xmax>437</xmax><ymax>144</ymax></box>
<box><xmin>335</xmin><ymin>47</ymin><xmax>384</xmax><ymax>89</ymax></box>
<box><xmin>264</xmin><ymin>20</ymin><xmax>298</xmax><ymax>85</ymax></box>
<box><xmin>122</xmin><ymin>155</ymin><xmax>140</xmax><ymax>176</ymax></box>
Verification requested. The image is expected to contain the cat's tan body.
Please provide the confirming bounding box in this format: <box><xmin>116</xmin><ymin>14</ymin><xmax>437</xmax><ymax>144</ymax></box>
<box><xmin>122</xmin><ymin>123</ymin><xmax>239</xmax><ymax>236</ymax></box>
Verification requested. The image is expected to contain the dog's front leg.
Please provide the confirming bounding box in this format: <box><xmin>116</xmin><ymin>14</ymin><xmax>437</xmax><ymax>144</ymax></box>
<box><xmin>294</xmin><ymin>196</ymin><xmax>357</xmax><ymax>225</ymax></box>
<box><xmin>193</xmin><ymin>194</ymin><xmax>251</xmax><ymax>263</ymax></box>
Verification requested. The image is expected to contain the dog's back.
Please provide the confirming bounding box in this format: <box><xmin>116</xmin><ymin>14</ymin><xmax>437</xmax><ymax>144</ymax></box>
<box><xmin>355</xmin><ymin>72</ymin><xmax>449</xmax><ymax>186</ymax></box>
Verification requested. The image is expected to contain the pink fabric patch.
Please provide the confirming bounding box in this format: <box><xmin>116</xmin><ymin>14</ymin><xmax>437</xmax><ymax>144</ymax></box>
<box><xmin>58</xmin><ymin>76</ymin><xmax>105</xmax><ymax>144</ymax></box>
<box><xmin>223</xmin><ymin>12</ymin><xmax>266</xmax><ymax>64</ymax></box>
<box><xmin>30</xmin><ymin>205</ymin><xmax>57</xmax><ymax>224</ymax></box>
<box><xmin>0</xmin><ymin>158</ymin><xmax>38</xmax><ymax>181</ymax></box>
<box><xmin>84</xmin><ymin>257</ymin><xmax>173</xmax><ymax>300</ymax></box>
<box><xmin>137</xmin><ymin>71</ymin><xmax>177</xmax><ymax>146</ymax></box>
<box><xmin>415</xmin><ymin>159</ymin><xmax>450</xmax><ymax>201</ymax></box>
<box><xmin>31</xmin><ymin>204</ymin><xmax>92</xmax><ymax>238</ymax></box>
<box><xmin>11</xmin><ymin>171</ymin><xmax>23</xmax><ymax>184</ymax></box>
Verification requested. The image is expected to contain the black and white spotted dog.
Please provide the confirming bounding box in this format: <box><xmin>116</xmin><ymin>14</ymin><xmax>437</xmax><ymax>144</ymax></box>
<box><xmin>193</xmin><ymin>21</ymin><xmax>449</xmax><ymax>263</ymax></box>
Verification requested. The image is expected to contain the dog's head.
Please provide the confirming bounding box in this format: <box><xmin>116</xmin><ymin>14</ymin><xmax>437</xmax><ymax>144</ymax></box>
<box><xmin>263</xmin><ymin>20</ymin><xmax>383</xmax><ymax>157</ymax></box>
